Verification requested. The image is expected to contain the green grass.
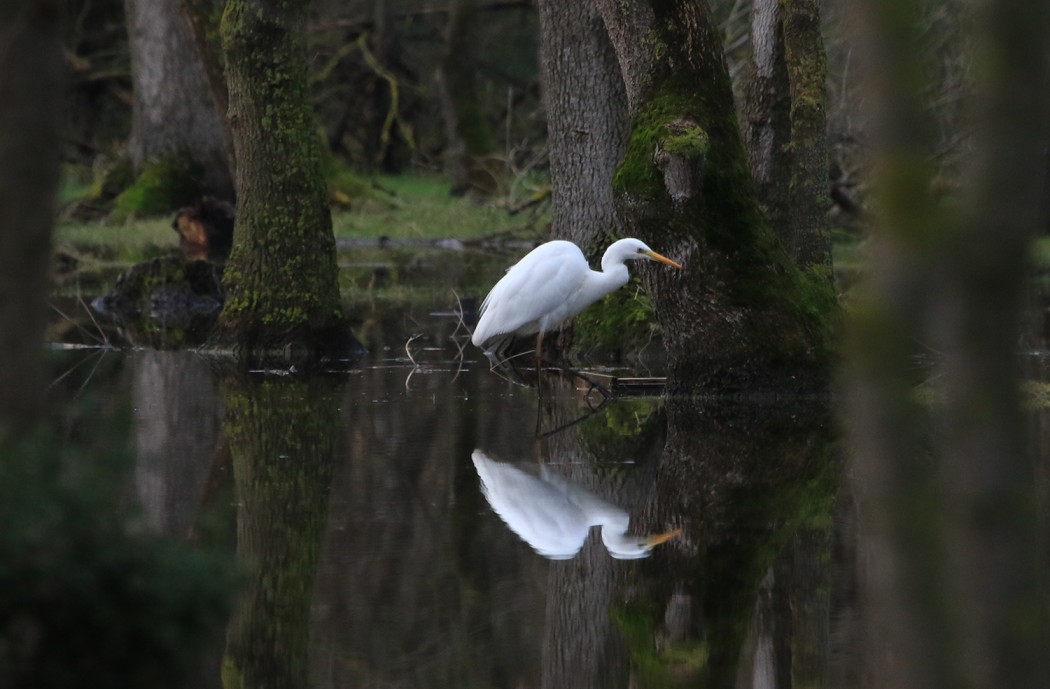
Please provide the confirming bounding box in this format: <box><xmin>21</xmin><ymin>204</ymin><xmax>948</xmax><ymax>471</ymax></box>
<box><xmin>54</xmin><ymin>217</ymin><xmax>176</xmax><ymax>265</ymax></box>
<box><xmin>332</xmin><ymin>173</ymin><xmax>545</xmax><ymax>241</ymax></box>
<box><xmin>54</xmin><ymin>172</ymin><xmax>547</xmax><ymax>265</ymax></box>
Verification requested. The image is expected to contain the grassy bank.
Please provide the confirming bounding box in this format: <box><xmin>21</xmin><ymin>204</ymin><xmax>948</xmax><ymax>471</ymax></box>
<box><xmin>55</xmin><ymin>173</ymin><xmax>548</xmax><ymax>263</ymax></box>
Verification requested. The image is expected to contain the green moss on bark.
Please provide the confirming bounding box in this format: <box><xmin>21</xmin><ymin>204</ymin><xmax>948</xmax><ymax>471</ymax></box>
<box><xmin>111</xmin><ymin>155</ymin><xmax>205</xmax><ymax>219</ymax></box>
<box><xmin>209</xmin><ymin>0</ymin><xmax>360</xmax><ymax>363</ymax></box>
<box><xmin>606</xmin><ymin>46</ymin><xmax>837</xmax><ymax>391</ymax></box>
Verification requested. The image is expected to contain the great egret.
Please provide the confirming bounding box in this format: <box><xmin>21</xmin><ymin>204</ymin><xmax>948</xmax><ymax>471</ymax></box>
<box><xmin>470</xmin><ymin>238</ymin><xmax>682</xmax><ymax>353</ymax></box>
<box><xmin>471</xmin><ymin>450</ymin><xmax>681</xmax><ymax>560</ymax></box>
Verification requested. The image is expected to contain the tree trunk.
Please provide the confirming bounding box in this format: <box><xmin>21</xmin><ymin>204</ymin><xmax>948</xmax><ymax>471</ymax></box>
<box><xmin>179</xmin><ymin>0</ymin><xmax>231</xmax><ymax>153</ymax></box>
<box><xmin>780</xmin><ymin>0</ymin><xmax>832</xmax><ymax>269</ymax></box>
<box><xmin>436</xmin><ymin>0</ymin><xmax>495</xmax><ymax>195</ymax></box>
<box><xmin>593</xmin><ymin>0</ymin><xmax>836</xmax><ymax>393</ymax></box>
<box><xmin>125</xmin><ymin>0</ymin><xmax>233</xmax><ymax>200</ymax></box>
<box><xmin>536</xmin><ymin>0</ymin><xmax>628</xmax><ymax>252</ymax></box>
<box><xmin>211</xmin><ymin>0</ymin><xmax>360</xmax><ymax>365</ymax></box>
<box><xmin>743</xmin><ymin>0</ymin><xmax>792</xmax><ymax>245</ymax></box>
<box><xmin>0</xmin><ymin>0</ymin><xmax>62</xmax><ymax>435</ymax></box>
<box><xmin>845</xmin><ymin>0</ymin><xmax>1049</xmax><ymax>687</ymax></box>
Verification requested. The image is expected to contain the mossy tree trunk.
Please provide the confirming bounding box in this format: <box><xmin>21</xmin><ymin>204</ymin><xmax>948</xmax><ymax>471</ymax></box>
<box><xmin>210</xmin><ymin>0</ymin><xmax>360</xmax><ymax>365</ymax></box>
<box><xmin>537</xmin><ymin>0</ymin><xmax>628</xmax><ymax>251</ymax></box>
<box><xmin>779</xmin><ymin>0</ymin><xmax>831</xmax><ymax>269</ymax></box>
<box><xmin>845</xmin><ymin>0</ymin><xmax>1049</xmax><ymax>687</ymax></box>
<box><xmin>124</xmin><ymin>0</ymin><xmax>233</xmax><ymax>204</ymax></box>
<box><xmin>593</xmin><ymin>0</ymin><xmax>836</xmax><ymax>392</ymax></box>
<box><xmin>0</xmin><ymin>0</ymin><xmax>61</xmax><ymax>435</ymax></box>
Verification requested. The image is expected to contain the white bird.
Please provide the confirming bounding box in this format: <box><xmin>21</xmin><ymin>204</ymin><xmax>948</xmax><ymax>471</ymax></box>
<box><xmin>470</xmin><ymin>238</ymin><xmax>682</xmax><ymax>352</ymax></box>
<box><xmin>471</xmin><ymin>450</ymin><xmax>681</xmax><ymax>560</ymax></box>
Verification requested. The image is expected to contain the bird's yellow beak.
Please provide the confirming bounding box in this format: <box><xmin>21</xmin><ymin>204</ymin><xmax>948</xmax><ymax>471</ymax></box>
<box><xmin>645</xmin><ymin>528</ymin><xmax>682</xmax><ymax>547</ymax></box>
<box><xmin>645</xmin><ymin>250</ymin><xmax>683</xmax><ymax>269</ymax></box>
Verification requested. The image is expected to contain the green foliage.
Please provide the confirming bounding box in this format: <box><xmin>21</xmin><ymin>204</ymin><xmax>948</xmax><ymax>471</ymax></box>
<box><xmin>572</xmin><ymin>280</ymin><xmax>660</xmax><ymax>355</ymax></box>
<box><xmin>0</xmin><ymin>428</ymin><xmax>238</xmax><ymax>688</ymax></box>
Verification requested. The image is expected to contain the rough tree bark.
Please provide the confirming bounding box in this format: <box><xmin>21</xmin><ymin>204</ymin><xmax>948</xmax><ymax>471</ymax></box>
<box><xmin>537</xmin><ymin>0</ymin><xmax>628</xmax><ymax>251</ymax></box>
<box><xmin>0</xmin><ymin>0</ymin><xmax>62</xmax><ymax>435</ymax></box>
<box><xmin>210</xmin><ymin>0</ymin><xmax>360</xmax><ymax>364</ymax></box>
<box><xmin>845</xmin><ymin>0</ymin><xmax>1049</xmax><ymax>687</ymax></box>
<box><xmin>779</xmin><ymin>0</ymin><xmax>831</xmax><ymax>268</ymax></box>
<box><xmin>593</xmin><ymin>0</ymin><xmax>836</xmax><ymax>392</ymax></box>
<box><xmin>125</xmin><ymin>0</ymin><xmax>233</xmax><ymax>200</ymax></box>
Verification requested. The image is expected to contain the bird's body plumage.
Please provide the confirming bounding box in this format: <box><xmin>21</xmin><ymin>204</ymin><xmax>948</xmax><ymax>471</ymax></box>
<box><xmin>470</xmin><ymin>238</ymin><xmax>681</xmax><ymax>351</ymax></box>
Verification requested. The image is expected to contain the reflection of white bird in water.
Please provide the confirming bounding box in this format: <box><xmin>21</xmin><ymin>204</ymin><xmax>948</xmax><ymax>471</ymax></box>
<box><xmin>470</xmin><ymin>238</ymin><xmax>682</xmax><ymax>353</ymax></box>
<box><xmin>471</xmin><ymin>450</ymin><xmax>681</xmax><ymax>560</ymax></box>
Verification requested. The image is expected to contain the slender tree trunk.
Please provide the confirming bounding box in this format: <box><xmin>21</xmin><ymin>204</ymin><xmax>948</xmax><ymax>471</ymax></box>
<box><xmin>845</xmin><ymin>0</ymin><xmax>1050</xmax><ymax>687</ymax></box>
<box><xmin>536</xmin><ymin>0</ymin><xmax>628</xmax><ymax>252</ymax></box>
<box><xmin>594</xmin><ymin>0</ymin><xmax>836</xmax><ymax>392</ymax></box>
<box><xmin>780</xmin><ymin>0</ymin><xmax>832</xmax><ymax>269</ymax></box>
<box><xmin>436</xmin><ymin>0</ymin><xmax>495</xmax><ymax>195</ymax></box>
<box><xmin>179</xmin><ymin>0</ymin><xmax>232</xmax><ymax>161</ymax></box>
<box><xmin>743</xmin><ymin>0</ymin><xmax>792</xmax><ymax>241</ymax></box>
<box><xmin>125</xmin><ymin>0</ymin><xmax>233</xmax><ymax>199</ymax></box>
<box><xmin>0</xmin><ymin>0</ymin><xmax>62</xmax><ymax>435</ymax></box>
<box><xmin>211</xmin><ymin>0</ymin><xmax>360</xmax><ymax>364</ymax></box>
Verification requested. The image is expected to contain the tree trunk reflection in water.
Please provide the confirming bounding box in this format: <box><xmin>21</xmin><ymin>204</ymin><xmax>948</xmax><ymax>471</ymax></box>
<box><xmin>130</xmin><ymin>350</ymin><xmax>224</xmax><ymax>537</ymax></box>
<box><xmin>220</xmin><ymin>374</ymin><xmax>342</xmax><ymax>689</ymax></box>
<box><xmin>630</xmin><ymin>398</ymin><xmax>839</xmax><ymax>688</ymax></box>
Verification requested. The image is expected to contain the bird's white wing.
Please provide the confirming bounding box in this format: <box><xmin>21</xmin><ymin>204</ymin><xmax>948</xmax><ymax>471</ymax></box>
<box><xmin>474</xmin><ymin>242</ymin><xmax>590</xmax><ymax>344</ymax></box>
<box><xmin>472</xmin><ymin>450</ymin><xmax>590</xmax><ymax>559</ymax></box>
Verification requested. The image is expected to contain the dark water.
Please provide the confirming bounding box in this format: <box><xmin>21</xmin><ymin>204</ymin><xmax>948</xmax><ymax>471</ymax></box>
<box><xmin>41</xmin><ymin>238</ymin><xmax>1050</xmax><ymax>688</ymax></box>
<box><xmin>41</xmin><ymin>243</ymin><xmax>875</xmax><ymax>688</ymax></box>
<box><xmin>44</xmin><ymin>327</ymin><xmax>852</xmax><ymax>689</ymax></box>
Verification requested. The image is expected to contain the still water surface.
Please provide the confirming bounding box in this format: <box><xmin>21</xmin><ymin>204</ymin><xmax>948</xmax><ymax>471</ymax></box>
<box><xmin>44</xmin><ymin>244</ymin><xmax>862</xmax><ymax>688</ymax></box>
<box><xmin>46</xmin><ymin>331</ymin><xmax>850</xmax><ymax>689</ymax></box>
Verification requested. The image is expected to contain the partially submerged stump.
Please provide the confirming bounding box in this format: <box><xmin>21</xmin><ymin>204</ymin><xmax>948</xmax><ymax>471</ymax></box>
<box><xmin>91</xmin><ymin>256</ymin><xmax>224</xmax><ymax>347</ymax></box>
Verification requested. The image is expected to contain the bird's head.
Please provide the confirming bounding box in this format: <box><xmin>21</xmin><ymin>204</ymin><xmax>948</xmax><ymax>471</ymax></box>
<box><xmin>606</xmin><ymin>238</ymin><xmax>683</xmax><ymax>269</ymax></box>
<box><xmin>606</xmin><ymin>527</ymin><xmax>683</xmax><ymax>560</ymax></box>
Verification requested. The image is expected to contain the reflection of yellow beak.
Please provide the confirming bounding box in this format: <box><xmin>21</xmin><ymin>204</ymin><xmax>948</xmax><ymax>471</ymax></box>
<box><xmin>645</xmin><ymin>528</ymin><xmax>683</xmax><ymax>547</ymax></box>
<box><xmin>645</xmin><ymin>250</ymin><xmax>683</xmax><ymax>270</ymax></box>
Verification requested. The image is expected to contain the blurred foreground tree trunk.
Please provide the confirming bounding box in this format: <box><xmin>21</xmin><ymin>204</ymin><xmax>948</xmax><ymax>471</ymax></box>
<box><xmin>593</xmin><ymin>0</ymin><xmax>836</xmax><ymax>392</ymax></box>
<box><xmin>537</xmin><ymin>0</ymin><xmax>628</xmax><ymax>251</ymax></box>
<box><xmin>845</xmin><ymin>0</ymin><xmax>1049</xmax><ymax>687</ymax></box>
<box><xmin>209</xmin><ymin>0</ymin><xmax>361</xmax><ymax>365</ymax></box>
<box><xmin>125</xmin><ymin>0</ymin><xmax>234</xmax><ymax>203</ymax></box>
<box><xmin>0</xmin><ymin>0</ymin><xmax>62</xmax><ymax>435</ymax></box>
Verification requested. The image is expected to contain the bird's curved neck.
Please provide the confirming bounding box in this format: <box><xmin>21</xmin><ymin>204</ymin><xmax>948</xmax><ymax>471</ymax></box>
<box><xmin>598</xmin><ymin>251</ymin><xmax>631</xmax><ymax>289</ymax></box>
